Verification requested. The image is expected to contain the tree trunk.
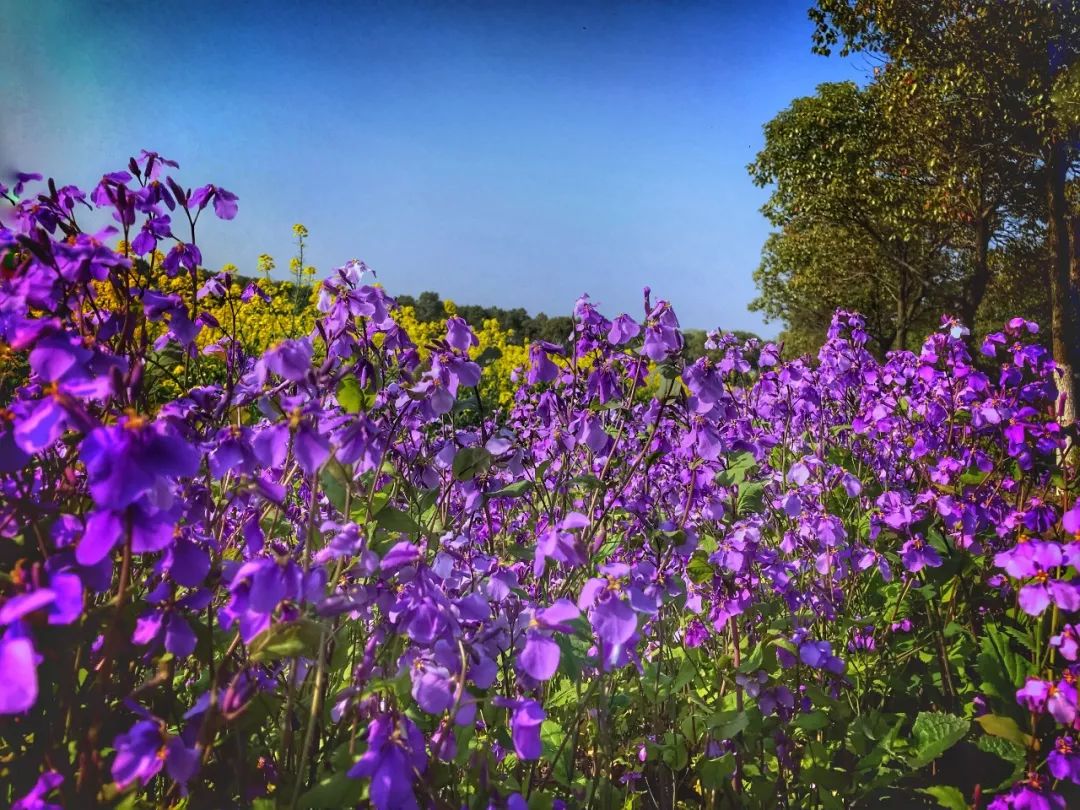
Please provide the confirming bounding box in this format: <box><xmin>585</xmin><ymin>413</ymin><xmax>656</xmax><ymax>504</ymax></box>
<box><xmin>1071</xmin><ymin>214</ymin><xmax>1080</xmax><ymax>288</ymax></box>
<box><xmin>962</xmin><ymin>212</ymin><xmax>992</xmax><ymax>331</ymax></box>
<box><xmin>895</xmin><ymin>265</ymin><xmax>910</xmax><ymax>351</ymax></box>
<box><xmin>1046</xmin><ymin>138</ymin><xmax>1080</xmax><ymax>429</ymax></box>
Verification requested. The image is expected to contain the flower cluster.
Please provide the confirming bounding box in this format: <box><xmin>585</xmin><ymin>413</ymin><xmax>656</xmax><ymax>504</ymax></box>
<box><xmin>1</xmin><ymin>154</ymin><xmax>1079</xmax><ymax>808</ymax></box>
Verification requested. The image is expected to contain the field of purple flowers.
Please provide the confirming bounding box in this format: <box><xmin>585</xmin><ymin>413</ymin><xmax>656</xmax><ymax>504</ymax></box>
<box><xmin>3</xmin><ymin>153</ymin><xmax>1080</xmax><ymax>809</ymax></box>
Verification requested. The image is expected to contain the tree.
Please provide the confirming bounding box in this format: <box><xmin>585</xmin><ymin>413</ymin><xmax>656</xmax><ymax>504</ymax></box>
<box><xmin>750</xmin><ymin>80</ymin><xmax>966</xmax><ymax>353</ymax></box>
<box><xmin>809</xmin><ymin>0</ymin><xmax>1080</xmax><ymax>422</ymax></box>
<box><xmin>752</xmin><ymin>223</ymin><xmax>927</xmax><ymax>357</ymax></box>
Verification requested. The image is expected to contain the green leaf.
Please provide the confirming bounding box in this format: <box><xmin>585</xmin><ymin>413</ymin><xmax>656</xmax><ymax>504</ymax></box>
<box><xmin>686</xmin><ymin>552</ymin><xmax>714</xmax><ymax>584</ymax></box>
<box><xmin>376</xmin><ymin>506</ymin><xmax>421</xmax><ymax>536</ymax></box>
<box><xmin>975</xmin><ymin>714</ymin><xmax>1033</xmax><ymax>748</ymax></box>
<box><xmin>250</xmin><ymin>619</ymin><xmax>323</xmax><ymax>663</ymax></box>
<box><xmin>654</xmin><ymin>363</ymin><xmax>683</xmax><ymax>399</ymax></box>
<box><xmin>717</xmin><ymin>451</ymin><xmax>757</xmax><ymax>486</ymax></box>
<box><xmin>336</xmin><ymin>376</ymin><xmax>362</xmax><ymax>413</ymax></box>
<box><xmin>908</xmin><ymin>712</ymin><xmax>969</xmax><ymax>768</ymax></box>
<box><xmin>298</xmin><ymin>770</ymin><xmax>363</xmax><ymax>808</ymax></box>
<box><xmin>541</xmin><ymin>720</ymin><xmax>571</xmax><ymax>785</ymax></box>
<box><xmin>707</xmin><ymin>710</ymin><xmax>749</xmax><ymax>740</ymax></box>
<box><xmin>555</xmin><ymin>631</ymin><xmax>593</xmax><ymax>680</ymax></box>
<box><xmin>336</xmin><ymin>374</ymin><xmax>377</xmax><ymax>413</ymax></box>
<box><xmin>698</xmin><ymin>754</ymin><xmax>736</xmax><ymax>789</ymax></box>
<box><xmin>916</xmin><ymin>786</ymin><xmax>968</xmax><ymax>810</ymax></box>
<box><xmin>475</xmin><ymin>346</ymin><xmax>503</xmax><ymax>366</ymax></box>
<box><xmin>976</xmin><ymin>735</ymin><xmax>1026</xmax><ymax>790</ymax></box>
<box><xmin>657</xmin><ymin>361</ymin><xmax>681</xmax><ymax>380</ymax></box>
<box><xmin>735</xmin><ymin>482</ymin><xmax>766</xmax><ymax>517</ymax></box>
<box><xmin>487</xmin><ymin>480</ymin><xmax>533</xmax><ymax>499</ymax></box>
<box><xmin>320</xmin><ymin>459</ymin><xmax>351</xmax><ymax>515</ymax></box>
<box><xmin>452</xmin><ymin>447</ymin><xmax>492</xmax><ymax>482</ymax></box>
<box><xmin>977</xmin><ymin>733</ymin><xmax>1025</xmax><ymax>766</ymax></box>
<box><xmin>794</xmin><ymin>710</ymin><xmax>829</xmax><ymax>732</ymax></box>
<box><xmin>978</xmin><ymin>624</ymin><xmax>1033</xmax><ymax>700</ymax></box>
<box><xmin>670</xmin><ymin>655</ymin><xmax>698</xmax><ymax>692</ymax></box>
<box><xmin>660</xmin><ymin>732</ymin><xmax>689</xmax><ymax>770</ymax></box>
<box><xmin>113</xmin><ymin>795</ymin><xmax>154</xmax><ymax>810</ymax></box>
<box><xmin>453</xmin><ymin>724</ymin><xmax>476</xmax><ymax>767</ymax></box>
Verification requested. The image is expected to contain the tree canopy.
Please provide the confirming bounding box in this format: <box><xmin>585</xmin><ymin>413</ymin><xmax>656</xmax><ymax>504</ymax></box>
<box><xmin>753</xmin><ymin>1</ymin><xmax>1080</xmax><ymax>416</ymax></box>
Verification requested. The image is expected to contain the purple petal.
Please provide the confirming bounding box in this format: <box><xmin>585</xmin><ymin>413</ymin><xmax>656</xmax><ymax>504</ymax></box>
<box><xmin>537</xmin><ymin>598</ymin><xmax>580</xmax><ymax>631</ymax></box>
<box><xmin>510</xmin><ymin>699</ymin><xmax>545</xmax><ymax>760</ymax></box>
<box><xmin>591</xmin><ymin>598</ymin><xmax>637</xmax><ymax>646</ymax></box>
<box><xmin>76</xmin><ymin>510</ymin><xmax>123</xmax><ymax>566</ymax></box>
<box><xmin>0</xmin><ymin>590</ymin><xmax>56</xmax><ymax>624</ymax></box>
<box><xmin>1019</xmin><ymin>583</ymin><xmax>1052</xmax><ymax>616</ymax></box>
<box><xmin>0</xmin><ymin>636</ymin><xmax>38</xmax><ymax>713</ymax></box>
<box><xmin>1051</xmin><ymin>580</ymin><xmax>1080</xmax><ymax>612</ymax></box>
<box><xmin>520</xmin><ymin>632</ymin><xmax>560</xmax><ymax>680</ymax></box>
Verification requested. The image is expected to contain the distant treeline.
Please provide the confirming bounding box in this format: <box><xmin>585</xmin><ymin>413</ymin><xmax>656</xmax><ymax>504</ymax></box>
<box><xmin>396</xmin><ymin>291</ymin><xmax>576</xmax><ymax>347</ymax></box>
<box><xmin>395</xmin><ymin>290</ymin><xmax>761</xmax><ymax>360</ymax></box>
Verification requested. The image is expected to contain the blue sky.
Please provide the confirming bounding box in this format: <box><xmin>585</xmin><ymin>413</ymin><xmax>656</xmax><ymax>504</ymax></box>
<box><xmin>1</xmin><ymin>0</ymin><xmax>865</xmax><ymax>333</ymax></box>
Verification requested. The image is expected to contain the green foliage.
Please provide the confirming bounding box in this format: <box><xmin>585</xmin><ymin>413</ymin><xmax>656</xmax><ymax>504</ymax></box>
<box><xmin>757</xmin><ymin>0</ymin><xmax>1080</xmax><ymax>359</ymax></box>
<box><xmin>397</xmin><ymin>291</ymin><xmax>577</xmax><ymax>347</ymax></box>
<box><xmin>908</xmin><ymin>712</ymin><xmax>968</xmax><ymax>769</ymax></box>
<box><xmin>749</xmin><ymin>80</ymin><xmax>965</xmax><ymax>354</ymax></box>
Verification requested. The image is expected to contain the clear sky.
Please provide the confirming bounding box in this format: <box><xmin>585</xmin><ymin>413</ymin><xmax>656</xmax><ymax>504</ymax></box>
<box><xmin>1</xmin><ymin>0</ymin><xmax>865</xmax><ymax>334</ymax></box>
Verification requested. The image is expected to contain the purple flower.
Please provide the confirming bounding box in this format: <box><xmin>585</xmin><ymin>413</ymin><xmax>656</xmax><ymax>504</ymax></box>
<box><xmin>133</xmin><ymin>609</ymin><xmax>198</xmax><ymax>659</ymax></box>
<box><xmin>189</xmin><ymin>184</ymin><xmax>239</xmax><ymax>220</ymax></box>
<box><xmin>131</xmin><ymin>214</ymin><xmax>172</xmax><ymax>255</ymax></box>
<box><xmin>607</xmin><ymin>314</ymin><xmax>640</xmax><ymax>345</ymax></box>
<box><xmin>1016</xmin><ymin>677</ymin><xmax>1050</xmax><ymax>713</ymax></box>
<box><xmin>797</xmin><ymin>639</ymin><xmax>846</xmax><ymax>675</ymax></box>
<box><xmin>1049</xmin><ymin>736</ymin><xmax>1080</xmax><ymax>784</ymax></box>
<box><xmin>446</xmin><ymin>316</ymin><xmax>478</xmax><ymax>352</ymax></box>
<box><xmin>1018</xmin><ymin>572</ymin><xmax>1080</xmax><ymax>617</ymax></box>
<box><xmin>1048</xmin><ymin>679</ymin><xmax>1078</xmax><ymax>726</ymax></box>
<box><xmin>590</xmin><ymin>598</ymin><xmax>638</xmax><ymax>647</ymax></box>
<box><xmin>264</xmin><ymin>338</ymin><xmax>313</xmax><ymax>382</ymax></box>
<box><xmin>1064</xmin><ymin>500</ymin><xmax>1080</xmax><ymax>539</ymax></box>
<box><xmin>162</xmin><ymin>242</ymin><xmax>202</xmax><ymax>275</ymax></box>
<box><xmin>519</xmin><ymin>599</ymin><xmax>580</xmax><ymax>681</ymax></box>
<box><xmin>987</xmin><ymin>774</ymin><xmax>1065</xmax><ymax>810</ymax></box>
<box><xmin>641</xmin><ymin>299</ymin><xmax>683</xmax><ymax>361</ymax></box>
<box><xmin>527</xmin><ymin>342</ymin><xmax>561</xmax><ymax>384</ymax></box>
<box><xmin>13</xmin><ymin>334</ymin><xmax>121</xmax><ymax>452</ymax></box>
<box><xmin>12</xmin><ymin>172</ymin><xmax>42</xmax><ymax>197</ymax></box>
<box><xmin>900</xmin><ymin>536</ymin><xmax>942</xmax><ymax>573</ymax></box>
<box><xmin>208</xmin><ymin>425</ymin><xmax>258</xmax><ymax>478</ymax></box>
<box><xmin>495</xmin><ymin>698</ymin><xmax>545</xmax><ymax>761</ymax></box>
<box><xmin>410</xmin><ymin>658</ymin><xmax>455</xmax><ymax>714</ymax></box>
<box><xmin>787</xmin><ymin>461</ymin><xmax>811</xmax><ymax>486</ymax></box>
<box><xmin>212</xmin><ymin>187</ymin><xmax>239</xmax><ymax>219</ymax></box>
<box><xmin>1051</xmin><ymin>624</ymin><xmax>1079</xmax><ymax>661</ymax></box>
<box><xmin>112</xmin><ymin>720</ymin><xmax>198</xmax><ymax>789</ymax></box>
<box><xmin>995</xmin><ymin>540</ymin><xmax>1062</xmax><ymax>579</ymax></box>
<box><xmin>0</xmin><ymin>629</ymin><xmax>38</xmax><ymax>713</ymax></box>
<box><xmin>759</xmin><ymin>685</ymin><xmax>795</xmax><ymax>717</ymax></box>
<box><xmin>79</xmin><ymin>415</ymin><xmax>200</xmax><ymax>511</ymax></box>
<box><xmin>347</xmin><ymin>714</ymin><xmax>427</xmax><ymax>810</ymax></box>
<box><xmin>577</xmin><ymin>563</ymin><xmax>654</xmax><ymax>670</ymax></box>
<box><xmin>380</xmin><ymin>541</ymin><xmax>423</xmax><ymax>573</ymax></box>
<box><xmin>520</xmin><ymin>633</ymin><xmax>561</xmax><ymax>681</ymax></box>
<box><xmin>77</xmin><ymin>500</ymin><xmax>182</xmax><ymax>565</ymax></box>
<box><xmin>137</xmin><ymin>150</ymin><xmax>179</xmax><ymax>181</ymax></box>
<box><xmin>534</xmin><ymin>513</ymin><xmax>588</xmax><ymax>576</ymax></box>
<box><xmin>0</xmin><ymin>571</ymin><xmax>82</xmax><ymax>626</ymax></box>
<box><xmin>12</xmin><ymin>770</ymin><xmax>63</xmax><ymax>810</ymax></box>
<box><xmin>293</xmin><ymin>417</ymin><xmax>331</xmax><ymax>475</ymax></box>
